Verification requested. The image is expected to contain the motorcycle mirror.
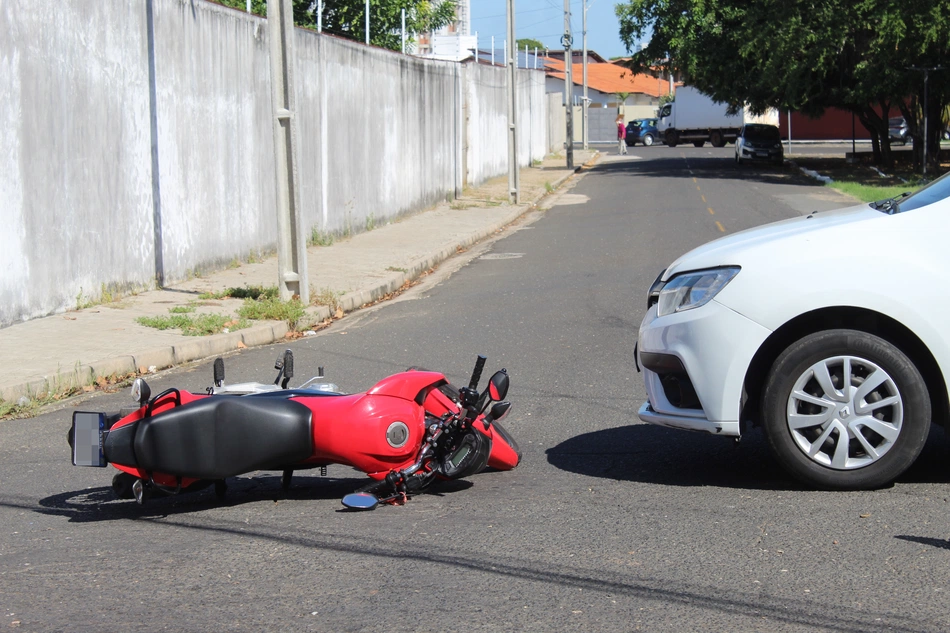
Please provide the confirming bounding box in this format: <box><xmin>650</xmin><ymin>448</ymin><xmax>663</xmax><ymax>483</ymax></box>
<box><xmin>487</xmin><ymin>369</ymin><xmax>509</xmax><ymax>402</ymax></box>
<box><xmin>281</xmin><ymin>349</ymin><xmax>294</xmax><ymax>388</ymax></box>
<box><xmin>213</xmin><ymin>357</ymin><xmax>225</xmax><ymax>387</ymax></box>
<box><xmin>131</xmin><ymin>378</ymin><xmax>151</xmax><ymax>406</ymax></box>
<box><xmin>341</xmin><ymin>493</ymin><xmax>379</xmax><ymax>511</ymax></box>
<box><xmin>482</xmin><ymin>401</ymin><xmax>511</xmax><ymax>429</ymax></box>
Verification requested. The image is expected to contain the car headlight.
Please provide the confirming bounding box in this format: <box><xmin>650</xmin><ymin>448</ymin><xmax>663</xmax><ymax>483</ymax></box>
<box><xmin>656</xmin><ymin>267</ymin><xmax>740</xmax><ymax>317</ymax></box>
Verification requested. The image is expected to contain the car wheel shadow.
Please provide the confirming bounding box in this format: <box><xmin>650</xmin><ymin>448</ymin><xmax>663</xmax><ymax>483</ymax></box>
<box><xmin>545</xmin><ymin>423</ymin><xmax>950</xmax><ymax>491</ymax></box>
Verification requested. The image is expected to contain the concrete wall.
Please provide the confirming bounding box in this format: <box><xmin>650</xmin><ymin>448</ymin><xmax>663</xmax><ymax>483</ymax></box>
<box><xmin>0</xmin><ymin>0</ymin><xmax>552</xmax><ymax>327</ymax></box>
<box><xmin>464</xmin><ymin>63</ymin><xmax>548</xmax><ymax>186</ymax></box>
<box><xmin>1</xmin><ymin>1</ymin><xmax>156</xmax><ymax>323</ymax></box>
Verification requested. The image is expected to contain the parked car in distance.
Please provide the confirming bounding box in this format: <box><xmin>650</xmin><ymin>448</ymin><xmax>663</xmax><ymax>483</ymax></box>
<box><xmin>625</xmin><ymin>118</ymin><xmax>659</xmax><ymax>147</ymax></box>
<box><xmin>637</xmin><ymin>172</ymin><xmax>950</xmax><ymax>490</ymax></box>
<box><xmin>734</xmin><ymin>124</ymin><xmax>784</xmax><ymax>165</ymax></box>
<box><xmin>889</xmin><ymin>117</ymin><xmax>909</xmax><ymax>145</ymax></box>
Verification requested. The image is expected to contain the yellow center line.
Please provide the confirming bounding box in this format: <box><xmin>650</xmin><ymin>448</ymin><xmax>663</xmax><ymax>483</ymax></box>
<box><xmin>708</xmin><ymin>207</ymin><xmax>715</xmax><ymax>215</ymax></box>
<box><xmin>715</xmin><ymin>221</ymin><xmax>725</xmax><ymax>233</ymax></box>
<box><xmin>701</xmin><ymin>195</ymin><xmax>706</xmax><ymax>203</ymax></box>
<box><xmin>692</xmin><ymin>177</ymin><xmax>697</xmax><ymax>184</ymax></box>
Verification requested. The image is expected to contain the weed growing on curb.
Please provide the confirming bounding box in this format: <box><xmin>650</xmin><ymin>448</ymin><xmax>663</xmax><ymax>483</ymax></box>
<box><xmin>237</xmin><ymin>296</ymin><xmax>306</xmax><ymax>330</ymax></box>
<box><xmin>312</xmin><ymin>287</ymin><xmax>344</xmax><ymax>313</ymax></box>
<box><xmin>137</xmin><ymin>312</ymin><xmax>249</xmax><ymax>336</ymax></box>
<box><xmin>309</xmin><ymin>227</ymin><xmax>335</xmax><ymax>247</ymax></box>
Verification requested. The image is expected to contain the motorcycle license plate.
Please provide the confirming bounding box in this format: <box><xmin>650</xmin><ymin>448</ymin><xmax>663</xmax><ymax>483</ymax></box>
<box><xmin>72</xmin><ymin>412</ymin><xmax>107</xmax><ymax>467</ymax></box>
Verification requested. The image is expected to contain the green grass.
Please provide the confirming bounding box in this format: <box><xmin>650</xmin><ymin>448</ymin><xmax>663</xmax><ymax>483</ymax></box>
<box><xmin>309</xmin><ymin>228</ymin><xmax>335</xmax><ymax>247</ymax></box>
<box><xmin>136</xmin><ymin>312</ymin><xmax>249</xmax><ymax>336</ymax></box>
<box><xmin>198</xmin><ymin>285</ymin><xmax>278</xmax><ymax>301</ymax></box>
<box><xmin>237</xmin><ymin>296</ymin><xmax>307</xmax><ymax>330</ymax></box>
<box><xmin>826</xmin><ymin>181</ymin><xmax>919</xmax><ymax>203</ymax></box>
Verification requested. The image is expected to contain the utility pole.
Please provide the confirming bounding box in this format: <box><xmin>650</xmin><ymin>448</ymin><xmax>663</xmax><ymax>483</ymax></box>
<box><xmin>563</xmin><ymin>0</ymin><xmax>573</xmax><ymax>169</ymax></box>
<box><xmin>582</xmin><ymin>0</ymin><xmax>589</xmax><ymax>150</ymax></box>
<box><xmin>506</xmin><ymin>0</ymin><xmax>519</xmax><ymax>203</ymax></box>
<box><xmin>267</xmin><ymin>0</ymin><xmax>309</xmax><ymax>303</ymax></box>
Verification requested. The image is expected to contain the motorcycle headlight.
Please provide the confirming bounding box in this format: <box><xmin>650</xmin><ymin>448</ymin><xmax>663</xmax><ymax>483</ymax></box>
<box><xmin>656</xmin><ymin>267</ymin><xmax>740</xmax><ymax>317</ymax></box>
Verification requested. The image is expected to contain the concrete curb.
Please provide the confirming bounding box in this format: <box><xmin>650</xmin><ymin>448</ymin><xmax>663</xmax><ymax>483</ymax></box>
<box><xmin>1</xmin><ymin>155</ymin><xmax>595</xmax><ymax>406</ymax></box>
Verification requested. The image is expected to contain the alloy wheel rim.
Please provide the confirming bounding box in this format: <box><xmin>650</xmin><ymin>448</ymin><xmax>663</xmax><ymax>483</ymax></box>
<box><xmin>785</xmin><ymin>355</ymin><xmax>903</xmax><ymax>470</ymax></box>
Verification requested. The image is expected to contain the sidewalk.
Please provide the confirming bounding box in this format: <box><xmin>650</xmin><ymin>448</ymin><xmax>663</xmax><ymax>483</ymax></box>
<box><xmin>0</xmin><ymin>150</ymin><xmax>600</xmax><ymax>407</ymax></box>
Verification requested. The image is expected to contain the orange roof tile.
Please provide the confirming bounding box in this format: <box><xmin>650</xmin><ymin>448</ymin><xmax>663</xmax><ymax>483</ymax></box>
<box><xmin>543</xmin><ymin>59</ymin><xmax>671</xmax><ymax>99</ymax></box>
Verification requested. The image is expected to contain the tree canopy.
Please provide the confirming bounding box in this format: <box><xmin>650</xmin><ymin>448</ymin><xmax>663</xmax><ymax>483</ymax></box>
<box><xmin>219</xmin><ymin>0</ymin><xmax>457</xmax><ymax>53</ymax></box>
<box><xmin>615</xmin><ymin>0</ymin><xmax>950</xmax><ymax>168</ymax></box>
<box><xmin>516</xmin><ymin>38</ymin><xmax>545</xmax><ymax>51</ymax></box>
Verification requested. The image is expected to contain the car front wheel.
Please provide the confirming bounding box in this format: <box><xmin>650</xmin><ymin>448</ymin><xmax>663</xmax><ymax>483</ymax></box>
<box><xmin>761</xmin><ymin>329</ymin><xmax>930</xmax><ymax>490</ymax></box>
<box><xmin>643</xmin><ymin>134</ymin><xmax>654</xmax><ymax>146</ymax></box>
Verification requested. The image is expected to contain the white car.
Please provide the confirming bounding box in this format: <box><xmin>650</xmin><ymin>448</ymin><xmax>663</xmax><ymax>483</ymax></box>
<box><xmin>637</xmin><ymin>175</ymin><xmax>950</xmax><ymax>490</ymax></box>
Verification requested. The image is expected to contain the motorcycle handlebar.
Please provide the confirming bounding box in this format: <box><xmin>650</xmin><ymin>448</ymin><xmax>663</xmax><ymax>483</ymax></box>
<box><xmin>468</xmin><ymin>355</ymin><xmax>487</xmax><ymax>391</ymax></box>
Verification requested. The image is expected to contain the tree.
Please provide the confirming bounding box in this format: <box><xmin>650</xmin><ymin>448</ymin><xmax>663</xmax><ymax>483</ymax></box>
<box><xmin>615</xmin><ymin>0</ymin><xmax>950</xmax><ymax>171</ymax></box>
<box><xmin>615</xmin><ymin>92</ymin><xmax>630</xmax><ymax>117</ymax></box>
<box><xmin>516</xmin><ymin>38</ymin><xmax>545</xmax><ymax>51</ymax></box>
<box><xmin>218</xmin><ymin>0</ymin><xmax>458</xmax><ymax>53</ymax></box>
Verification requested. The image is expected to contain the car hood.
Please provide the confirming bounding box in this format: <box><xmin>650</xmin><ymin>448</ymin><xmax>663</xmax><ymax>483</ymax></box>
<box><xmin>663</xmin><ymin>202</ymin><xmax>873</xmax><ymax>278</ymax></box>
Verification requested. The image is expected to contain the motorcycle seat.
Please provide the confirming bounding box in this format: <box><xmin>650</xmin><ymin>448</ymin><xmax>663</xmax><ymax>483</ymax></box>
<box><xmin>129</xmin><ymin>396</ymin><xmax>314</xmax><ymax>479</ymax></box>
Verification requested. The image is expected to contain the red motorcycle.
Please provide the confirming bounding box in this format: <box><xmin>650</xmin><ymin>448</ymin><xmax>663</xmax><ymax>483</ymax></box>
<box><xmin>68</xmin><ymin>352</ymin><xmax>520</xmax><ymax>510</ymax></box>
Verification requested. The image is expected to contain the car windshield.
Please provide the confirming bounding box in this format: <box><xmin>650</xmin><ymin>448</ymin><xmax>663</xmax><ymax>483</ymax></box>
<box><xmin>888</xmin><ymin>117</ymin><xmax>905</xmax><ymax>128</ymax></box>
<box><xmin>871</xmin><ymin>170</ymin><xmax>950</xmax><ymax>214</ymax></box>
<box><xmin>743</xmin><ymin>125</ymin><xmax>780</xmax><ymax>141</ymax></box>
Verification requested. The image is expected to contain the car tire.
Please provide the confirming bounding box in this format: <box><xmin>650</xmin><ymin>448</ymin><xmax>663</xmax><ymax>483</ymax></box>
<box><xmin>643</xmin><ymin>134</ymin><xmax>654</xmax><ymax>147</ymax></box>
<box><xmin>710</xmin><ymin>130</ymin><xmax>725</xmax><ymax>147</ymax></box>
<box><xmin>665</xmin><ymin>130</ymin><xmax>678</xmax><ymax>147</ymax></box>
<box><xmin>761</xmin><ymin>329</ymin><xmax>931</xmax><ymax>490</ymax></box>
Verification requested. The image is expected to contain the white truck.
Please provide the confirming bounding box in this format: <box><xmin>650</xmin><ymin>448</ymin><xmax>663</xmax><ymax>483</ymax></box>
<box><xmin>656</xmin><ymin>86</ymin><xmax>775</xmax><ymax>148</ymax></box>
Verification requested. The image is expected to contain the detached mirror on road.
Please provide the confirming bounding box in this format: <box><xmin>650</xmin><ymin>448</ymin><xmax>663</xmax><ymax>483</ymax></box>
<box><xmin>341</xmin><ymin>493</ymin><xmax>378</xmax><ymax>511</ymax></box>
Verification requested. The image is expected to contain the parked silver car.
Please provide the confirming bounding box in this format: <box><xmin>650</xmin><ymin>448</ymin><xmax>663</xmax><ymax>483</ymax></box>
<box><xmin>735</xmin><ymin>124</ymin><xmax>784</xmax><ymax>165</ymax></box>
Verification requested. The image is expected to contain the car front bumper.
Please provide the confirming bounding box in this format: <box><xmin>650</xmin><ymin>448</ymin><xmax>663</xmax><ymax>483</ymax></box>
<box><xmin>738</xmin><ymin>145</ymin><xmax>783</xmax><ymax>161</ymax></box>
<box><xmin>637</xmin><ymin>299</ymin><xmax>772</xmax><ymax>436</ymax></box>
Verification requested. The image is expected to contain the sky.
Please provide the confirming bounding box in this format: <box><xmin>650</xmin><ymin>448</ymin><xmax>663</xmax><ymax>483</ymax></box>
<box><xmin>469</xmin><ymin>0</ymin><xmax>637</xmax><ymax>61</ymax></box>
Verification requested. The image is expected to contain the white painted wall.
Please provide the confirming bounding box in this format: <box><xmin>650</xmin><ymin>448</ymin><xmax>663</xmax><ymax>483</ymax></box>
<box><xmin>0</xmin><ymin>0</ymin><xmax>553</xmax><ymax>327</ymax></box>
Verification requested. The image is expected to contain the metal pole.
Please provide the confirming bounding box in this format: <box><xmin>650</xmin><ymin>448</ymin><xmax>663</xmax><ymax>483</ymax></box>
<box><xmin>506</xmin><ymin>0</ymin><xmax>519</xmax><ymax>202</ymax></box>
<box><xmin>365</xmin><ymin>0</ymin><xmax>369</xmax><ymax>45</ymax></box>
<box><xmin>582</xmin><ymin>0</ymin><xmax>588</xmax><ymax>150</ymax></box>
<box><xmin>267</xmin><ymin>0</ymin><xmax>309</xmax><ymax>303</ymax></box>
<box><xmin>787</xmin><ymin>110</ymin><xmax>792</xmax><ymax>155</ymax></box>
<box><xmin>246</xmin><ymin>0</ymin><xmax>251</xmax><ymax>12</ymax></box>
<box><xmin>924</xmin><ymin>70</ymin><xmax>929</xmax><ymax>176</ymax></box>
<box><xmin>317</xmin><ymin>0</ymin><xmax>322</xmax><ymax>33</ymax></box>
<box><xmin>491</xmin><ymin>36</ymin><xmax>495</xmax><ymax>65</ymax></box>
<box><xmin>563</xmin><ymin>0</ymin><xmax>574</xmax><ymax>169</ymax></box>
<box><xmin>401</xmin><ymin>9</ymin><xmax>406</xmax><ymax>53</ymax></box>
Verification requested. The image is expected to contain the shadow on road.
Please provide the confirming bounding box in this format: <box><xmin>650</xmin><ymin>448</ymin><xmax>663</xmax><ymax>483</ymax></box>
<box><xmin>590</xmin><ymin>152</ymin><xmax>822</xmax><ymax>188</ymax></box>
<box><xmin>545</xmin><ymin>423</ymin><xmax>950</xmax><ymax>491</ymax></box>
<box><xmin>28</xmin><ymin>473</ymin><xmax>474</xmax><ymax>523</ymax></box>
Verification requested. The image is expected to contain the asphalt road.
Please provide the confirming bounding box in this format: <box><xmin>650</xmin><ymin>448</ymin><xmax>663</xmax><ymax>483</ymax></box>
<box><xmin>4</xmin><ymin>145</ymin><xmax>950</xmax><ymax>632</ymax></box>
